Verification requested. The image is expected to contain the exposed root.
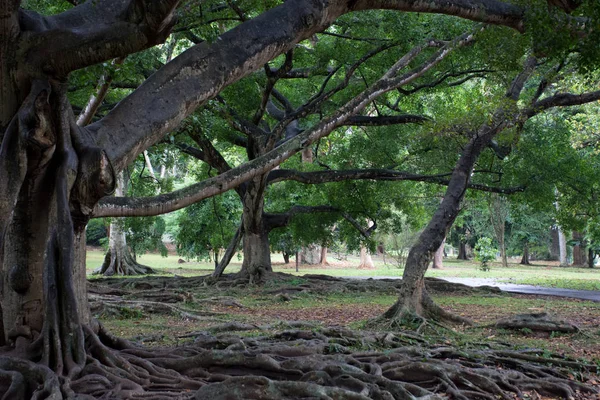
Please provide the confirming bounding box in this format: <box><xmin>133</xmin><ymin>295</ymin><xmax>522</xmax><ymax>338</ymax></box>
<box><xmin>1</xmin><ymin>321</ymin><xmax>598</xmax><ymax>399</ymax></box>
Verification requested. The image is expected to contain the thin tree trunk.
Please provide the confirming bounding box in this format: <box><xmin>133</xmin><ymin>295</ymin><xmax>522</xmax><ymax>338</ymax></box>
<box><xmin>520</xmin><ymin>243</ymin><xmax>531</xmax><ymax>265</ymax></box>
<box><xmin>588</xmin><ymin>248</ymin><xmax>595</xmax><ymax>268</ymax></box>
<box><xmin>432</xmin><ymin>237</ymin><xmax>445</xmax><ymax>269</ymax></box>
<box><xmin>213</xmin><ymin>223</ymin><xmax>243</xmax><ymax>279</ymax></box>
<box><xmin>558</xmin><ymin>227</ymin><xmax>568</xmax><ymax>266</ymax></box>
<box><xmin>572</xmin><ymin>231</ymin><xmax>586</xmax><ymax>266</ymax></box>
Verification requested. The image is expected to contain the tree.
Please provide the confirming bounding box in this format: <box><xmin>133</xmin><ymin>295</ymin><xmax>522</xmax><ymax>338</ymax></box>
<box><xmin>1</xmin><ymin>0</ymin><xmax>598</xmax><ymax>398</ymax></box>
<box><xmin>379</xmin><ymin>51</ymin><xmax>600</xmax><ymax>326</ymax></box>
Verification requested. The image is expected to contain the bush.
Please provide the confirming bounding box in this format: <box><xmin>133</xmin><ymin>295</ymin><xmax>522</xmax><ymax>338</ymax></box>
<box><xmin>474</xmin><ymin>237</ymin><xmax>497</xmax><ymax>271</ymax></box>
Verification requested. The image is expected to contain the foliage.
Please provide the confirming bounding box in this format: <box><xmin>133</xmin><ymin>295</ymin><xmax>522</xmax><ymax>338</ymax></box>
<box><xmin>474</xmin><ymin>237</ymin><xmax>497</xmax><ymax>271</ymax></box>
<box><xmin>175</xmin><ymin>191</ymin><xmax>242</xmax><ymax>263</ymax></box>
<box><xmin>86</xmin><ymin>219</ymin><xmax>108</xmax><ymax>246</ymax></box>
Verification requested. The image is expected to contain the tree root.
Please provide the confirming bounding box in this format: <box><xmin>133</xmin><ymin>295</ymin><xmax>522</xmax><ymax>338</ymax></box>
<box><xmin>1</xmin><ymin>321</ymin><xmax>598</xmax><ymax>399</ymax></box>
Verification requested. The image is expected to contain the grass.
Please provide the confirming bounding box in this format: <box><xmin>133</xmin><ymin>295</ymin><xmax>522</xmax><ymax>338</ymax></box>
<box><xmin>85</xmin><ymin>249</ymin><xmax>600</xmax><ymax>290</ymax></box>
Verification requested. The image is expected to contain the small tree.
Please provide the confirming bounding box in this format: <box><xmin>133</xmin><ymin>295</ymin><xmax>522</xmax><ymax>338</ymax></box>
<box><xmin>474</xmin><ymin>237</ymin><xmax>497</xmax><ymax>271</ymax></box>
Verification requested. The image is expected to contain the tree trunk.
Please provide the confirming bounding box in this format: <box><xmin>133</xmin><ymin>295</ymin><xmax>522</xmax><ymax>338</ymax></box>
<box><xmin>240</xmin><ymin>174</ymin><xmax>273</xmax><ymax>282</ymax></box>
<box><xmin>320</xmin><ymin>246</ymin><xmax>329</xmax><ymax>265</ymax></box>
<box><xmin>94</xmin><ymin>172</ymin><xmax>154</xmax><ymax>276</ymax></box>
<box><xmin>213</xmin><ymin>223</ymin><xmax>243</xmax><ymax>279</ymax></box>
<box><xmin>382</xmin><ymin>117</ymin><xmax>502</xmax><ymax>325</ymax></box>
<box><xmin>572</xmin><ymin>231</ymin><xmax>587</xmax><ymax>266</ymax></box>
<box><xmin>0</xmin><ymin>79</ymin><xmax>115</xmax><ymax>381</ymax></box>
<box><xmin>588</xmin><ymin>248</ymin><xmax>595</xmax><ymax>268</ymax></box>
<box><xmin>301</xmin><ymin>244</ymin><xmax>321</xmax><ymax>265</ymax></box>
<box><xmin>520</xmin><ymin>243</ymin><xmax>531</xmax><ymax>265</ymax></box>
<box><xmin>432</xmin><ymin>237</ymin><xmax>445</xmax><ymax>269</ymax></box>
<box><xmin>283</xmin><ymin>252</ymin><xmax>290</xmax><ymax>264</ymax></box>
<box><xmin>457</xmin><ymin>241</ymin><xmax>469</xmax><ymax>260</ymax></box>
<box><xmin>358</xmin><ymin>246</ymin><xmax>375</xmax><ymax>269</ymax></box>
<box><xmin>550</xmin><ymin>227</ymin><xmax>559</xmax><ymax>260</ymax></box>
<box><xmin>558</xmin><ymin>227</ymin><xmax>568</xmax><ymax>266</ymax></box>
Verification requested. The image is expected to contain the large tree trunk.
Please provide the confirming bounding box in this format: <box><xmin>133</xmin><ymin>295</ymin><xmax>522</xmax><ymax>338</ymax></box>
<box><xmin>358</xmin><ymin>246</ymin><xmax>375</xmax><ymax>269</ymax></box>
<box><xmin>432</xmin><ymin>237</ymin><xmax>445</xmax><ymax>269</ymax></box>
<box><xmin>520</xmin><ymin>243</ymin><xmax>531</xmax><ymax>265</ymax></box>
<box><xmin>301</xmin><ymin>244</ymin><xmax>322</xmax><ymax>265</ymax></box>
<box><xmin>0</xmin><ymin>80</ymin><xmax>115</xmax><ymax>384</ymax></box>
<box><xmin>94</xmin><ymin>172</ymin><xmax>154</xmax><ymax>276</ymax></box>
<box><xmin>240</xmin><ymin>173</ymin><xmax>273</xmax><ymax>282</ymax></box>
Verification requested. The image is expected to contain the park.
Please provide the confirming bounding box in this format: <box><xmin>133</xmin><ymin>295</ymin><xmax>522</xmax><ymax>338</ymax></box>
<box><xmin>1</xmin><ymin>0</ymin><xmax>600</xmax><ymax>398</ymax></box>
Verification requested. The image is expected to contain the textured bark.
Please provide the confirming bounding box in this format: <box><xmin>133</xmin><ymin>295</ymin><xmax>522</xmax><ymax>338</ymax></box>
<box><xmin>240</xmin><ymin>174</ymin><xmax>273</xmax><ymax>282</ymax></box>
<box><xmin>432</xmin><ymin>237</ymin><xmax>445</xmax><ymax>269</ymax></box>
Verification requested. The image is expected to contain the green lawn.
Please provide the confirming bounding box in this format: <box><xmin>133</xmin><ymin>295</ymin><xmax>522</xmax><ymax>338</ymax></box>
<box><xmin>86</xmin><ymin>249</ymin><xmax>600</xmax><ymax>290</ymax></box>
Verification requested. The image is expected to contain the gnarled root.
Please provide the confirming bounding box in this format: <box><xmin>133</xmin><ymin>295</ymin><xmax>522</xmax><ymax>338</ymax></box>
<box><xmin>0</xmin><ymin>322</ymin><xmax>598</xmax><ymax>399</ymax></box>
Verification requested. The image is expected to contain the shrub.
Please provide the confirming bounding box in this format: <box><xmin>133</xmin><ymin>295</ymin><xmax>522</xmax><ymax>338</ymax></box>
<box><xmin>474</xmin><ymin>237</ymin><xmax>497</xmax><ymax>271</ymax></box>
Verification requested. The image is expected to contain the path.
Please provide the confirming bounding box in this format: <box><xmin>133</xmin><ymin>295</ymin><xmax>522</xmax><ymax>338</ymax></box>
<box><xmin>348</xmin><ymin>276</ymin><xmax>600</xmax><ymax>302</ymax></box>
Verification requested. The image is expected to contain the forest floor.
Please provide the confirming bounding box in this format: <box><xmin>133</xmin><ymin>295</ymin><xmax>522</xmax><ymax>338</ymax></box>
<box><xmin>87</xmin><ymin>271</ymin><xmax>600</xmax><ymax>399</ymax></box>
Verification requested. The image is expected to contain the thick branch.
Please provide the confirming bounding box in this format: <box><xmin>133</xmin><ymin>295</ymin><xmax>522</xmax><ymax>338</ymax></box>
<box><xmin>527</xmin><ymin>90</ymin><xmax>600</xmax><ymax>117</ymax></box>
<box><xmin>94</xmin><ymin>32</ymin><xmax>478</xmax><ymax>217</ymax></box>
<box><xmin>21</xmin><ymin>0</ymin><xmax>179</xmax><ymax>75</ymax></box>
<box><xmin>93</xmin><ymin>31</ymin><xmax>477</xmax><ymax>217</ymax></box>
<box><xmin>87</xmin><ymin>0</ymin><xmax>529</xmax><ymax>173</ymax></box>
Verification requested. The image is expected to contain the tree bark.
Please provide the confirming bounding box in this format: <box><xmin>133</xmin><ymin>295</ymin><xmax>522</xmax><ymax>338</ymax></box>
<box><xmin>588</xmin><ymin>247</ymin><xmax>595</xmax><ymax>268</ymax></box>
<box><xmin>558</xmin><ymin>226</ymin><xmax>568</xmax><ymax>266</ymax></box>
<box><xmin>572</xmin><ymin>231</ymin><xmax>587</xmax><ymax>266</ymax></box>
<box><xmin>301</xmin><ymin>245</ymin><xmax>322</xmax><ymax>265</ymax></box>
<box><xmin>239</xmin><ymin>174</ymin><xmax>273</xmax><ymax>282</ymax></box>
<box><xmin>432</xmin><ymin>237</ymin><xmax>445</xmax><ymax>269</ymax></box>
<box><xmin>520</xmin><ymin>243</ymin><xmax>531</xmax><ymax>265</ymax></box>
<box><xmin>320</xmin><ymin>246</ymin><xmax>329</xmax><ymax>265</ymax></box>
<box><xmin>457</xmin><ymin>241</ymin><xmax>469</xmax><ymax>260</ymax></box>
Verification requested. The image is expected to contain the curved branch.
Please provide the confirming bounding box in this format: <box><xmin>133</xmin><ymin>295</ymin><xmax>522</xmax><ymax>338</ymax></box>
<box><xmin>86</xmin><ymin>0</ymin><xmax>530</xmax><ymax>173</ymax></box>
<box><xmin>93</xmin><ymin>31</ymin><xmax>478</xmax><ymax>217</ymax></box>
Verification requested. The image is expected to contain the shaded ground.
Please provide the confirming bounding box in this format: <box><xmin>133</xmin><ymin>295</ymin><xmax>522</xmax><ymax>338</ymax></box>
<box><xmin>82</xmin><ymin>273</ymin><xmax>600</xmax><ymax>399</ymax></box>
